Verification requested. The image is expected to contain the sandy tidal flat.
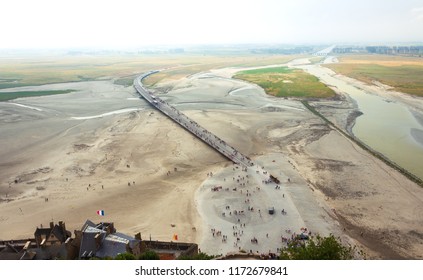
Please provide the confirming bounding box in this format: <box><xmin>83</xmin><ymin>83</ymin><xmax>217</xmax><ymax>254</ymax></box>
<box><xmin>0</xmin><ymin>67</ymin><xmax>422</xmax><ymax>259</ymax></box>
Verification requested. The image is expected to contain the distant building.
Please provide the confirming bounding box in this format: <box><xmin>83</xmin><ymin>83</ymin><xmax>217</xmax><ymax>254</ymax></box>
<box><xmin>332</xmin><ymin>45</ymin><xmax>423</xmax><ymax>56</ymax></box>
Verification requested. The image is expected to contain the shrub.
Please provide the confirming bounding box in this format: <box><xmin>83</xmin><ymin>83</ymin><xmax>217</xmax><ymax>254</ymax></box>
<box><xmin>279</xmin><ymin>234</ymin><xmax>356</xmax><ymax>260</ymax></box>
<box><xmin>138</xmin><ymin>250</ymin><xmax>160</xmax><ymax>260</ymax></box>
<box><xmin>114</xmin><ymin>252</ymin><xmax>136</xmax><ymax>260</ymax></box>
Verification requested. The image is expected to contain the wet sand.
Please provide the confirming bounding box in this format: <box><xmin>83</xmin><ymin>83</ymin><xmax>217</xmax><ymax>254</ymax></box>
<box><xmin>1</xmin><ymin>65</ymin><xmax>423</xmax><ymax>259</ymax></box>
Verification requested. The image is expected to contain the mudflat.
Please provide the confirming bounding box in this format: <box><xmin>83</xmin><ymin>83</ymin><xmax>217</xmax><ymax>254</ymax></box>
<box><xmin>0</xmin><ymin>62</ymin><xmax>422</xmax><ymax>259</ymax></box>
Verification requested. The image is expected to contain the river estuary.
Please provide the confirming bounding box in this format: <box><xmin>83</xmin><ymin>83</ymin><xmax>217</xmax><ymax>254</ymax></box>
<box><xmin>297</xmin><ymin>58</ymin><xmax>423</xmax><ymax>181</ymax></box>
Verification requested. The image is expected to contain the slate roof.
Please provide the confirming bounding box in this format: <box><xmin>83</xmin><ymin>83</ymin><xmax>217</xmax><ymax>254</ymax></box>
<box><xmin>95</xmin><ymin>234</ymin><xmax>129</xmax><ymax>258</ymax></box>
<box><xmin>78</xmin><ymin>220</ymin><xmax>138</xmax><ymax>259</ymax></box>
<box><xmin>0</xmin><ymin>244</ymin><xmax>36</xmax><ymax>260</ymax></box>
<box><xmin>34</xmin><ymin>224</ymin><xmax>71</xmax><ymax>244</ymax></box>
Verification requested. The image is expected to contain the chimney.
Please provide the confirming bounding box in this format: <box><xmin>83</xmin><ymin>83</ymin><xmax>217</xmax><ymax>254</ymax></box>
<box><xmin>50</xmin><ymin>221</ymin><xmax>54</xmax><ymax>229</ymax></box>
<box><xmin>59</xmin><ymin>221</ymin><xmax>66</xmax><ymax>234</ymax></box>
<box><xmin>105</xmin><ymin>223</ymin><xmax>116</xmax><ymax>234</ymax></box>
<box><xmin>23</xmin><ymin>241</ymin><xmax>31</xmax><ymax>251</ymax></box>
<box><xmin>95</xmin><ymin>233</ymin><xmax>102</xmax><ymax>249</ymax></box>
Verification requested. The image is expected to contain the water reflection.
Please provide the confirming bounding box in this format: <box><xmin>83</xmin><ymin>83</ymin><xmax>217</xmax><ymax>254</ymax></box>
<box><xmin>297</xmin><ymin>60</ymin><xmax>423</xmax><ymax>180</ymax></box>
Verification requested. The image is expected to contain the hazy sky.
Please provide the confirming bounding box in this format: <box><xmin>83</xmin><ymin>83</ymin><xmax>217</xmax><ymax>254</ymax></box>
<box><xmin>1</xmin><ymin>0</ymin><xmax>422</xmax><ymax>49</ymax></box>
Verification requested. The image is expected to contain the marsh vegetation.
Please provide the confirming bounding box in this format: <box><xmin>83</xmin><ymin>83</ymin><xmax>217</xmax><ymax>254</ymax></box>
<box><xmin>325</xmin><ymin>55</ymin><xmax>423</xmax><ymax>96</ymax></box>
<box><xmin>234</xmin><ymin>66</ymin><xmax>335</xmax><ymax>98</ymax></box>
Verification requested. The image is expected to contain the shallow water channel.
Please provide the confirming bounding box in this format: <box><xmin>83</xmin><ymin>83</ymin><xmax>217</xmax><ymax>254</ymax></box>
<box><xmin>297</xmin><ymin>60</ymin><xmax>423</xmax><ymax>181</ymax></box>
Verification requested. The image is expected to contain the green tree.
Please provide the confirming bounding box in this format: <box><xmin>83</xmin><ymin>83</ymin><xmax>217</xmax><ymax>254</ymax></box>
<box><xmin>115</xmin><ymin>252</ymin><xmax>136</xmax><ymax>260</ymax></box>
<box><xmin>138</xmin><ymin>250</ymin><xmax>160</xmax><ymax>260</ymax></box>
<box><xmin>279</xmin><ymin>234</ymin><xmax>356</xmax><ymax>260</ymax></box>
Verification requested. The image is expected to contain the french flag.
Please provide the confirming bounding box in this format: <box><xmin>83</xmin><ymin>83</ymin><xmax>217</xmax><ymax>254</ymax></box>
<box><xmin>96</xmin><ymin>210</ymin><xmax>105</xmax><ymax>216</ymax></box>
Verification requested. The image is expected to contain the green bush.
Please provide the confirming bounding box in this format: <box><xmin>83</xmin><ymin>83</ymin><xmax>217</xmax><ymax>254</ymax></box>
<box><xmin>279</xmin><ymin>234</ymin><xmax>356</xmax><ymax>260</ymax></box>
<box><xmin>114</xmin><ymin>252</ymin><xmax>136</xmax><ymax>260</ymax></box>
<box><xmin>138</xmin><ymin>250</ymin><xmax>160</xmax><ymax>260</ymax></box>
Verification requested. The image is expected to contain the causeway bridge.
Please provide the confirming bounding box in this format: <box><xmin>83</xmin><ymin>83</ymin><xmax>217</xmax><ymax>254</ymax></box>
<box><xmin>133</xmin><ymin>71</ymin><xmax>255</xmax><ymax>168</ymax></box>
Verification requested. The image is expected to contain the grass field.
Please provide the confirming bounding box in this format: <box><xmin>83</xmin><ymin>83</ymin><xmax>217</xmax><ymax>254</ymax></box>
<box><xmin>0</xmin><ymin>90</ymin><xmax>75</xmax><ymax>102</ymax></box>
<box><xmin>234</xmin><ymin>67</ymin><xmax>335</xmax><ymax>98</ymax></box>
<box><xmin>142</xmin><ymin>55</ymin><xmax>300</xmax><ymax>86</ymax></box>
<box><xmin>0</xmin><ymin>55</ymin><xmax>175</xmax><ymax>89</ymax></box>
<box><xmin>325</xmin><ymin>55</ymin><xmax>423</xmax><ymax>96</ymax></box>
<box><xmin>0</xmin><ymin>54</ymin><xmax>300</xmax><ymax>89</ymax></box>
<box><xmin>308</xmin><ymin>56</ymin><xmax>324</xmax><ymax>64</ymax></box>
